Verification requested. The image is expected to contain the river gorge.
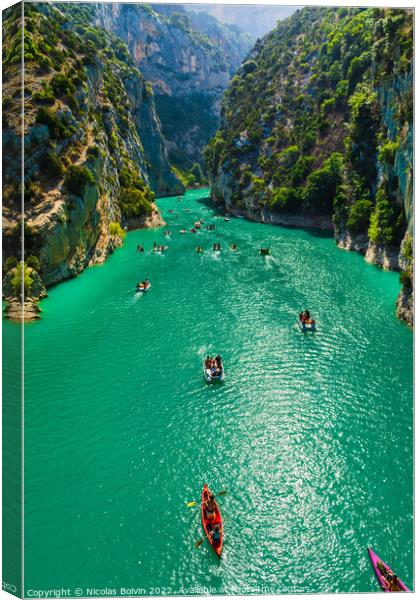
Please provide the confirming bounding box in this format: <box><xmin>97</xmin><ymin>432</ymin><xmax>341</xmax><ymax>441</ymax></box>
<box><xmin>3</xmin><ymin>189</ymin><xmax>413</xmax><ymax>594</ymax></box>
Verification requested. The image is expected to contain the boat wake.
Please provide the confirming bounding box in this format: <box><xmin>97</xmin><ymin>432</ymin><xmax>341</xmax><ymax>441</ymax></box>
<box><xmin>264</xmin><ymin>255</ymin><xmax>278</xmax><ymax>268</ymax></box>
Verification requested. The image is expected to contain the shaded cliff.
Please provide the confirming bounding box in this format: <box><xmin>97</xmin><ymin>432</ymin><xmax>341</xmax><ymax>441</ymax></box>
<box><xmin>95</xmin><ymin>3</ymin><xmax>253</xmax><ymax>170</ymax></box>
<box><xmin>206</xmin><ymin>7</ymin><xmax>413</xmax><ymax>324</ymax></box>
<box><xmin>2</xmin><ymin>2</ymin><xmax>183</xmax><ymax>317</ymax></box>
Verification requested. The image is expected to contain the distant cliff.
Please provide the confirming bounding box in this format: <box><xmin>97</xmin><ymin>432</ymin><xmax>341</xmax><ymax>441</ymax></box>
<box><xmin>2</xmin><ymin>2</ymin><xmax>183</xmax><ymax>317</ymax></box>
<box><xmin>206</xmin><ymin>7</ymin><xmax>413</xmax><ymax>325</ymax></box>
<box><xmin>95</xmin><ymin>3</ymin><xmax>253</xmax><ymax>170</ymax></box>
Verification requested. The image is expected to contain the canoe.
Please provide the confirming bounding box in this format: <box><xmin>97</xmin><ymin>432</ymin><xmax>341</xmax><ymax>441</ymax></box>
<box><xmin>367</xmin><ymin>547</ymin><xmax>409</xmax><ymax>592</ymax></box>
<box><xmin>298</xmin><ymin>320</ymin><xmax>316</xmax><ymax>332</ymax></box>
<box><xmin>203</xmin><ymin>362</ymin><xmax>224</xmax><ymax>383</ymax></box>
<box><xmin>201</xmin><ymin>484</ymin><xmax>223</xmax><ymax>558</ymax></box>
<box><xmin>136</xmin><ymin>282</ymin><xmax>151</xmax><ymax>293</ymax></box>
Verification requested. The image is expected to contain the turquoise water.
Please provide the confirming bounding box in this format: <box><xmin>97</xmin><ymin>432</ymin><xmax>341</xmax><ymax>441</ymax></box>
<box><xmin>5</xmin><ymin>189</ymin><xmax>413</xmax><ymax>594</ymax></box>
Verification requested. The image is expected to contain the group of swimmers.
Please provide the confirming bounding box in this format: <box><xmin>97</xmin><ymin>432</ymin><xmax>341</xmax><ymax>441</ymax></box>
<box><xmin>138</xmin><ymin>241</ymin><xmax>267</xmax><ymax>254</ymax></box>
<box><xmin>205</xmin><ymin>355</ymin><xmax>223</xmax><ymax>376</ymax></box>
<box><xmin>153</xmin><ymin>243</ymin><xmax>168</xmax><ymax>252</ymax></box>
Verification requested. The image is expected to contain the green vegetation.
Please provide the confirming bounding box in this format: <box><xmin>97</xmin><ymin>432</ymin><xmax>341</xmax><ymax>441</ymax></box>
<box><xmin>206</xmin><ymin>5</ymin><xmax>412</xmax><ymax>254</ymax></box>
<box><xmin>42</xmin><ymin>151</ymin><xmax>65</xmax><ymax>178</ymax></box>
<box><xmin>35</xmin><ymin>106</ymin><xmax>76</xmax><ymax>139</ymax></box>
<box><xmin>26</xmin><ymin>255</ymin><xmax>41</xmax><ymax>271</ymax></box>
<box><xmin>302</xmin><ymin>153</ymin><xmax>343</xmax><ymax>213</ymax></box>
<box><xmin>378</xmin><ymin>138</ymin><xmax>400</xmax><ymax>165</ymax></box>
<box><xmin>368</xmin><ymin>189</ymin><xmax>402</xmax><ymax>245</ymax></box>
<box><xmin>399</xmin><ymin>269</ymin><xmax>412</xmax><ymax>288</ymax></box>
<box><xmin>64</xmin><ymin>165</ymin><xmax>95</xmax><ymax>196</ymax></box>
<box><xmin>109</xmin><ymin>222</ymin><xmax>126</xmax><ymax>239</ymax></box>
<box><xmin>172</xmin><ymin>163</ymin><xmax>206</xmax><ymax>188</ymax></box>
<box><xmin>118</xmin><ymin>163</ymin><xmax>155</xmax><ymax>220</ymax></box>
<box><xmin>11</xmin><ymin>262</ymin><xmax>33</xmax><ymax>297</ymax></box>
<box><xmin>4</xmin><ymin>256</ymin><xmax>18</xmax><ymax>273</ymax></box>
<box><xmin>346</xmin><ymin>199</ymin><xmax>372</xmax><ymax>234</ymax></box>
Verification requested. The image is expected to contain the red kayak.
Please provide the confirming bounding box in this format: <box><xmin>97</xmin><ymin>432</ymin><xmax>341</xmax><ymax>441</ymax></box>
<box><xmin>367</xmin><ymin>547</ymin><xmax>409</xmax><ymax>592</ymax></box>
<box><xmin>201</xmin><ymin>484</ymin><xmax>223</xmax><ymax>558</ymax></box>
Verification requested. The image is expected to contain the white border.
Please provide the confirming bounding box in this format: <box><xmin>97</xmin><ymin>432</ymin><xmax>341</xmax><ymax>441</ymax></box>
<box><xmin>0</xmin><ymin>2</ymin><xmax>416</xmax><ymax>600</ymax></box>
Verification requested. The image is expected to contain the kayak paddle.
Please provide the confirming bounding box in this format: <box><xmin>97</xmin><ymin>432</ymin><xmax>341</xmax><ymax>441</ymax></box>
<box><xmin>186</xmin><ymin>490</ymin><xmax>227</xmax><ymax>507</ymax></box>
<box><xmin>195</xmin><ymin>538</ymin><xmax>204</xmax><ymax>548</ymax></box>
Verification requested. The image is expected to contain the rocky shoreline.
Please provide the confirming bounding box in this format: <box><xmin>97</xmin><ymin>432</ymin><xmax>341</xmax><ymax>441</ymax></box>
<box><xmin>224</xmin><ymin>206</ymin><xmax>413</xmax><ymax>327</ymax></box>
<box><xmin>226</xmin><ymin>204</ymin><xmax>334</xmax><ymax>231</ymax></box>
<box><xmin>2</xmin><ymin>212</ymin><xmax>165</xmax><ymax>322</ymax></box>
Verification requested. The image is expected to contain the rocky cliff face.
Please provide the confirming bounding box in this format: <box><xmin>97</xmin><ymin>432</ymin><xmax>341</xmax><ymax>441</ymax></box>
<box><xmin>95</xmin><ymin>3</ymin><xmax>253</xmax><ymax>170</ymax></box>
<box><xmin>2</xmin><ymin>2</ymin><xmax>182</xmax><ymax>316</ymax></box>
<box><xmin>206</xmin><ymin>7</ymin><xmax>413</xmax><ymax>324</ymax></box>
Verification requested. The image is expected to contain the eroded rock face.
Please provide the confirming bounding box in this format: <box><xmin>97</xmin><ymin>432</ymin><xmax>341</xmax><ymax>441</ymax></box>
<box><xmin>95</xmin><ymin>4</ymin><xmax>253</xmax><ymax>168</ymax></box>
<box><xmin>206</xmin><ymin>7</ymin><xmax>413</xmax><ymax>325</ymax></box>
<box><xmin>396</xmin><ymin>284</ymin><xmax>413</xmax><ymax>327</ymax></box>
<box><xmin>2</xmin><ymin>3</ymin><xmax>183</xmax><ymax>317</ymax></box>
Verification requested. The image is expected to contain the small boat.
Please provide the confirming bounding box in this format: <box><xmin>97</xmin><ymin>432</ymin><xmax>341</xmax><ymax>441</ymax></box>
<box><xmin>201</xmin><ymin>484</ymin><xmax>223</xmax><ymax>558</ymax></box>
<box><xmin>298</xmin><ymin>319</ymin><xmax>316</xmax><ymax>332</ymax></box>
<box><xmin>203</xmin><ymin>358</ymin><xmax>224</xmax><ymax>382</ymax></box>
<box><xmin>367</xmin><ymin>547</ymin><xmax>409</xmax><ymax>592</ymax></box>
<box><xmin>224</xmin><ymin>217</ymin><xmax>231</xmax><ymax>222</ymax></box>
<box><xmin>194</xmin><ymin>222</ymin><xmax>202</xmax><ymax>229</ymax></box>
<box><xmin>190</xmin><ymin>228</ymin><xmax>197</xmax><ymax>233</ymax></box>
<box><xmin>180</xmin><ymin>229</ymin><xmax>187</xmax><ymax>234</ymax></box>
<box><xmin>136</xmin><ymin>281</ymin><xmax>151</xmax><ymax>293</ymax></box>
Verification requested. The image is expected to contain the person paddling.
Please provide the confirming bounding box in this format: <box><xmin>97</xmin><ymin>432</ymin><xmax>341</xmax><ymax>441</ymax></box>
<box><xmin>205</xmin><ymin>494</ymin><xmax>217</xmax><ymax>522</ymax></box>
<box><xmin>388</xmin><ymin>575</ymin><xmax>402</xmax><ymax>592</ymax></box>
<box><xmin>210</xmin><ymin>523</ymin><xmax>221</xmax><ymax>544</ymax></box>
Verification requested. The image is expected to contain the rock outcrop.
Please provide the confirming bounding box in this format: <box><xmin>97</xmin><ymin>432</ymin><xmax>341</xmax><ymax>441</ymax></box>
<box><xmin>3</xmin><ymin>265</ymin><xmax>48</xmax><ymax>321</ymax></box>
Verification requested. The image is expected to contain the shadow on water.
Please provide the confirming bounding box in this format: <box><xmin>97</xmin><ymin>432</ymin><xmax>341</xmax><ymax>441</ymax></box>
<box><xmin>265</xmin><ymin>221</ymin><xmax>335</xmax><ymax>239</ymax></box>
<box><xmin>306</xmin><ymin>228</ymin><xmax>334</xmax><ymax>239</ymax></box>
<box><xmin>195</xmin><ymin>195</ymin><xmax>226</xmax><ymax>215</ymax></box>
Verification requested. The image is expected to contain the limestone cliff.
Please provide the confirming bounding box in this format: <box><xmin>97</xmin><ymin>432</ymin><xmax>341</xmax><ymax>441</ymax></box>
<box><xmin>206</xmin><ymin>7</ymin><xmax>413</xmax><ymax>324</ymax></box>
<box><xmin>95</xmin><ymin>3</ymin><xmax>253</xmax><ymax>170</ymax></box>
<box><xmin>2</xmin><ymin>2</ymin><xmax>182</xmax><ymax>317</ymax></box>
